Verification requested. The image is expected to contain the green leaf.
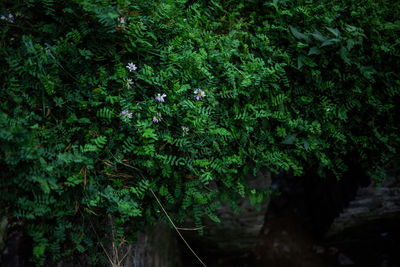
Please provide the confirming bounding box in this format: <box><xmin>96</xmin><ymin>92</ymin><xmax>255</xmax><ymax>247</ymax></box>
<box><xmin>297</xmin><ymin>55</ymin><xmax>304</xmax><ymax>69</ymax></box>
<box><xmin>77</xmin><ymin>118</ymin><xmax>91</xmax><ymax>124</ymax></box>
<box><xmin>257</xmin><ymin>193</ymin><xmax>263</xmax><ymax>203</ymax></box>
<box><xmin>249</xmin><ymin>193</ymin><xmax>256</xmax><ymax>206</ymax></box>
<box><xmin>207</xmin><ymin>214</ymin><xmax>221</xmax><ymax>223</ymax></box>
<box><xmin>300</xmin><ymin>96</ymin><xmax>313</xmax><ymax>103</ymax></box>
<box><xmin>142</xmin><ymin>128</ymin><xmax>158</xmax><ymax>140</ymax></box>
<box><xmin>326</xmin><ymin>27</ymin><xmax>340</xmax><ymax>37</ymax></box>
<box><xmin>289</xmin><ymin>26</ymin><xmax>307</xmax><ymax>40</ymax></box>
<box><xmin>340</xmin><ymin>47</ymin><xmax>351</xmax><ymax>65</ymax></box>
<box><xmin>321</xmin><ymin>38</ymin><xmax>340</xmax><ymax>47</ymax></box>
<box><xmin>33</xmin><ymin>243</ymin><xmax>47</xmax><ymax>259</ymax></box>
<box><xmin>311</xmin><ymin>30</ymin><xmax>326</xmax><ymax>42</ymax></box>
<box><xmin>308</xmin><ymin>47</ymin><xmax>321</xmax><ymax>55</ymax></box>
<box><xmin>282</xmin><ymin>134</ymin><xmax>297</xmax><ymax>145</ymax></box>
<box><xmin>159</xmin><ymin>185</ymin><xmax>168</xmax><ymax>196</ymax></box>
<box><xmin>303</xmin><ymin>140</ymin><xmax>310</xmax><ymax>150</ymax></box>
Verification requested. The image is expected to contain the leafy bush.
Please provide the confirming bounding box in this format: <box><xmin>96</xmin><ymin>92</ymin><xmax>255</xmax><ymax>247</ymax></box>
<box><xmin>0</xmin><ymin>0</ymin><xmax>399</xmax><ymax>265</ymax></box>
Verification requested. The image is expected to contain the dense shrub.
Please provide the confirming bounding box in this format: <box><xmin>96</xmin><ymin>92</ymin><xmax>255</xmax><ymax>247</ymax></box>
<box><xmin>1</xmin><ymin>0</ymin><xmax>399</xmax><ymax>265</ymax></box>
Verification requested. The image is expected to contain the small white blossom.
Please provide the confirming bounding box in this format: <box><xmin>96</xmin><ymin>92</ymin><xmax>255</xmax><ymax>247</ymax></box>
<box><xmin>124</xmin><ymin>78</ymin><xmax>133</xmax><ymax>89</ymax></box>
<box><xmin>194</xmin><ymin>89</ymin><xmax>206</xmax><ymax>100</ymax></box>
<box><xmin>1</xmin><ymin>13</ymin><xmax>13</xmax><ymax>23</ymax></box>
<box><xmin>181</xmin><ymin>126</ymin><xmax>189</xmax><ymax>136</ymax></box>
<box><xmin>117</xmin><ymin>16</ymin><xmax>125</xmax><ymax>25</ymax></box>
<box><xmin>155</xmin><ymin>93</ymin><xmax>167</xmax><ymax>102</ymax></box>
<box><xmin>126</xmin><ymin>62</ymin><xmax>137</xmax><ymax>72</ymax></box>
<box><xmin>153</xmin><ymin>113</ymin><xmax>162</xmax><ymax>123</ymax></box>
<box><xmin>121</xmin><ymin>110</ymin><xmax>133</xmax><ymax>118</ymax></box>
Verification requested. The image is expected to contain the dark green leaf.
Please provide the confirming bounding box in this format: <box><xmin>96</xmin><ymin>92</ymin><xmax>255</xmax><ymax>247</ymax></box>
<box><xmin>289</xmin><ymin>26</ymin><xmax>307</xmax><ymax>40</ymax></box>
<box><xmin>326</xmin><ymin>27</ymin><xmax>340</xmax><ymax>37</ymax></box>
<box><xmin>321</xmin><ymin>38</ymin><xmax>340</xmax><ymax>47</ymax></box>
<box><xmin>308</xmin><ymin>47</ymin><xmax>321</xmax><ymax>55</ymax></box>
<box><xmin>282</xmin><ymin>134</ymin><xmax>297</xmax><ymax>145</ymax></box>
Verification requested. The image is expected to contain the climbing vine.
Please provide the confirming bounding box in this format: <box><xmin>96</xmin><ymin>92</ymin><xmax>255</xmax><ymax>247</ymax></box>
<box><xmin>0</xmin><ymin>0</ymin><xmax>399</xmax><ymax>265</ymax></box>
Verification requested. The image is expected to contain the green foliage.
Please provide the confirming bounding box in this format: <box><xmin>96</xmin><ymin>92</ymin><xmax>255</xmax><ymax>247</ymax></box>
<box><xmin>0</xmin><ymin>0</ymin><xmax>399</xmax><ymax>265</ymax></box>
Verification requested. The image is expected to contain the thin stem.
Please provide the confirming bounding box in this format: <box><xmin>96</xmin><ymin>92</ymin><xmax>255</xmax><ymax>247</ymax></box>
<box><xmin>150</xmin><ymin>188</ymin><xmax>207</xmax><ymax>267</ymax></box>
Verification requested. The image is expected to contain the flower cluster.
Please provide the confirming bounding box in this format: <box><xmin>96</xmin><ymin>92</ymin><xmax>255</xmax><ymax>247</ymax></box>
<box><xmin>120</xmin><ymin>63</ymin><xmax>137</xmax><ymax>122</ymax></box>
<box><xmin>121</xmin><ymin>73</ymin><xmax>201</xmax><ymax>137</ymax></box>
<box><xmin>121</xmin><ymin>110</ymin><xmax>132</xmax><ymax>118</ymax></box>
<box><xmin>1</xmin><ymin>13</ymin><xmax>14</xmax><ymax>23</ymax></box>
<box><xmin>155</xmin><ymin>93</ymin><xmax>167</xmax><ymax>102</ymax></box>
<box><xmin>194</xmin><ymin>89</ymin><xmax>206</xmax><ymax>100</ymax></box>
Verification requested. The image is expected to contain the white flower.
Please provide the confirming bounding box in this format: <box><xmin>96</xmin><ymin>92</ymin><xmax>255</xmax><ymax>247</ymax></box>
<box><xmin>181</xmin><ymin>126</ymin><xmax>189</xmax><ymax>136</ymax></box>
<box><xmin>124</xmin><ymin>78</ymin><xmax>133</xmax><ymax>89</ymax></box>
<box><xmin>155</xmin><ymin>93</ymin><xmax>167</xmax><ymax>102</ymax></box>
<box><xmin>126</xmin><ymin>62</ymin><xmax>137</xmax><ymax>72</ymax></box>
<box><xmin>117</xmin><ymin>16</ymin><xmax>125</xmax><ymax>25</ymax></box>
<box><xmin>153</xmin><ymin>113</ymin><xmax>162</xmax><ymax>123</ymax></box>
<box><xmin>1</xmin><ymin>13</ymin><xmax>13</xmax><ymax>23</ymax></box>
<box><xmin>194</xmin><ymin>89</ymin><xmax>206</xmax><ymax>100</ymax></box>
